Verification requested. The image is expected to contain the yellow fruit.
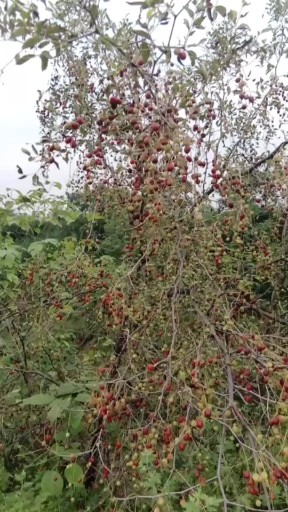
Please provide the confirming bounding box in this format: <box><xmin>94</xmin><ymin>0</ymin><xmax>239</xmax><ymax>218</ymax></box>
<box><xmin>259</xmin><ymin>471</ymin><xmax>268</xmax><ymax>482</ymax></box>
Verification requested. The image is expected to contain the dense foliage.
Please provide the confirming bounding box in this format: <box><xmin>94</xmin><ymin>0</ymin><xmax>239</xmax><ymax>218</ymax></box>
<box><xmin>1</xmin><ymin>0</ymin><xmax>288</xmax><ymax>511</ymax></box>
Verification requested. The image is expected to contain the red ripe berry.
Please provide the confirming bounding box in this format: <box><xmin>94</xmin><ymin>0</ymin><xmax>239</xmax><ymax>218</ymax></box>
<box><xmin>103</xmin><ymin>467</ymin><xmax>110</xmax><ymax>479</ymax></box>
<box><xmin>178</xmin><ymin>442</ymin><xmax>186</xmax><ymax>452</ymax></box>
<box><xmin>178</xmin><ymin>50</ymin><xmax>187</xmax><ymax>61</ymax></box>
<box><xmin>76</xmin><ymin>116</ymin><xmax>85</xmax><ymax>125</ymax></box>
<box><xmin>146</xmin><ymin>363</ymin><xmax>155</xmax><ymax>373</ymax></box>
<box><xmin>204</xmin><ymin>408</ymin><xmax>212</xmax><ymax>419</ymax></box>
<box><xmin>115</xmin><ymin>440</ymin><xmax>122</xmax><ymax>450</ymax></box>
<box><xmin>243</xmin><ymin>470</ymin><xmax>251</xmax><ymax>479</ymax></box>
<box><xmin>65</xmin><ymin>136</ymin><xmax>72</xmax><ymax>144</ymax></box>
<box><xmin>151</xmin><ymin>122</ymin><xmax>160</xmax><ymax>133</ymax></box>
<box><xmin>269</xmin><ymin>416</ymin><xmax>280</xmax><ymax>427</ymax></box>
<box><xmin>196</xmin><ymin>419</ymin><xmax>204</xmax><ymax>429</ymax></box>
<box><xmin>109</xmin><ymin>96</ymin><xmax>121</xmax><ymax>109</ymax></box>
<box><xmin>166</xmin><ymin>162</ymin><xmax>175</xmax><ymax>172</ymax></box>
<box><xmin>70</xmin><ymin>138</ymin><xmax>77</xmax><ymax>148</ymax></box>
<box><xmin>244</xmin><ymin>395</ymin><xmax>253</xmax><ymax>404</ymax></box>
<box><xmin>71</xmin><ymin>121</ymin><xmax>80</xmax><ymax>130</ymax></box>
<box><xmin>183</xmin><ymin>433</ymin><xmax>193</xmax><ymax>442</ymax></box>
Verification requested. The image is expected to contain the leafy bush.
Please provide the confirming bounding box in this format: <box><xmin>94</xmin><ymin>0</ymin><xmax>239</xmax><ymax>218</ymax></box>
<box><xmin>1</xmin><ymin>0</ymin><xmax>288</xmax><ymax>511</ymax></box>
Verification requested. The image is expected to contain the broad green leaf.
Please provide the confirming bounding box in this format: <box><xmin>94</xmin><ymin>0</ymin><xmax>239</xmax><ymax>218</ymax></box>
<box><xmin>188</xmin><ymin>50</ymin><xmax>197</xmax><ymax>65</ymax></box>
<box><xmin>69</xmin><ymin>409</ymin><xmax>84</xmax><ymax>431</ymax></box>
<box><xmin>44</xmin><ymin>238</ymin><xmax>59</xmax><ymax>246</ymax></box>
<box><xmin>28</xmin><ymin>241</ymin><xmax>44</xmax><ymax>256</ymax></box>
<box><xmin>216</xmin><ymin>5</ymin><xmax>226</xmax><ymax>17</ymax></box>
<box><xmin>133</xmin><ymin>29</ymin><xmax>151</xmax><ymax>40</ymax></box>
<box><xmin>48</xmin><ymin>397</ymin><xmax>71</xmax><ymax>423</ymax></box>
<box><xmin>22</xmin><ymin>394</ymin><xmax>55</xmax><ymax>406</ymax></box>
<box><xmin>32</xmin><ymin>174</ymin><xmax>41</xmax><ymax>187</ymax></box>
<box><xmin>57</xmin><ymin>382</ymin><xmax>82</xmax><ymax>396</ymax></box>
<box><xmin>12</xmin><ymin>27</ymin><xmax>28</xmax><ymax>38</ymax></box>
<box><xmin>40</xmin><ymin>51</ymin><xmax>49</xmax><ymax>71</ymax></box>
<box><xmin>261</xmin><ymin>27</ymin><xmax>272</xmax><ymax>34</ymax></box>
<box><xmin>22</xmin><ymin>36</ymin><xmax>40</xmax><ymax>50</ymax></box>
<box><xmin>90</xmin><ymin>4</ymin><xmax>99</xmax><ymax>19</ymax></box>
<box><xmin>164</xmin><ymin>47</ymin><xmax>171</xmax><ymax>63</ymax></box>
<box><xmin>21</xmin><ymin>148</ymin><xmax>31</xmax><ymax>156</ymax></box>
<box><xmin>41</xmin><ymin>471</ymin><xmax>63</xmax><ymax>496</ymax></box>
<box><xmin>228</xmin><ymin>9</ymin><xmax>238</xmax><ymax>23</ymax></box>
<box><xmin>185</xmin><ymin>6</ymin><xmax>194</xmax><ymax>18</ymax></box>
<box><xmin>15</xmin><ymin>54</ymin><xmax>35</xmax><ymax>65</ymax></box>
<box><xmin>64</xmin><ymin>464</ymin><xmax>84</xmax><ymax>486</ymax></box>
<box><xmin>38</xmin><ymin>40</ymin><xmax>50</xmax><ymax>48</ymax></box>
<box><xmin>139</xmin><ymin>42</ymin><xmax>150</xmax><ymax>63</ymax></box>
<box><xmin>183</xmin><ymin>498</ymin><xmax>200</xmax><ymax>512</ymax></box>
<box><xmin>193</xmin><ymin>16</ymin><xmax>205</xmax><ymax>28</ymax></box>
<box><xmin>0</xmin><ymin>464</ymin><xmax>10</xmax><ymax>491</ymax></box>
<box><xmin>52</xmin><ymin>444</ymin><xmax>82</xmax><ymax>459</ymax></box>
<box><xmin>74</xmin><ymin>392</ymin><xmax>91</xmax><ymax>403</ymax></box>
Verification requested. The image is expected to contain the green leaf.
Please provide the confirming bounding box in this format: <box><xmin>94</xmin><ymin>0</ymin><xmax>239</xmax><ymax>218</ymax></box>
<box><xmin>164</xmin><ymin>47</ymin><xmax>171</xmax><ymax>64</ymax></box>
<box><xmin>185</xmin><ymin>6</ymin><xmax>194</xmax><ymax>18</ymax></box>
<box><xmin>228</xmin><ymin>9</ymin><xmax>238</xmax><ymax>23</ymax></box>
<box><xmin>188</xmin><ymin>50</ymin><xmax>197</xmax><ymax>65</ymax></box>
<box><xmin>57</xmin><ymin>382</ymin><xmax>81</xmax><ymax>396</ymax></box>
<box><xmin>21</xmin><ymin>148</ymin><xmax>31</xmax><ymax>156</ymax></box>
<box><xmin>139</xmin><ymin>42</ymin><xmax>150</xmax><ymax>63</ymax></box>
<box><xmin>52</xmin><ymin>445</ymin><xmax>82</xmax><ymax>459</ymax></box>
<box><xmin>12</xmin><ymin>27</ymin><xmax>28</xmax><ymax>38</ymax></box>
<box><xmin>64</xmin><ymin>464</ymin><xmax>84</xmax><ymax>486</ymax></box>
<box><xmin>38</xmin><ymin>40</ymin><xmax>50</xmax><ymax>48</ymax></box>
<box><xmin>193</xmin><ymin>16</ymin><xmax>205</xmax><ymax>28</ymax></box>
<box><xmin>32</xmin><ymin>174</ymin><xmax>41</xmax><ymax>187</ymax></box>
<box><xmin>41</xmin><ymin>471</ymin><xmax>63</xmax><ymax>496</ymax></box>
<box><xmin>183</xmin><ymin>498</ymin><xmax>199</xmax><ymax>512</ymax></box>
<box><xmin>75</xmin><ymin>392</ymin><xmax>91</xmax><ymax>403</ymax></box>
<box><xmin>261</xmin><ymin>27</ymin><xmax>272</xmax><ymax>34</ymax></box>
<box><xmin>28</xmin><ymin>241</ymin><xmax>44</xmax><ymax>256</ymax></box>
<box><xmin>216</xmin><ymin>5</ymin><xmax>226</xmax><ymax>17</ymax></box>
<box><xmin>133</xmin><ymin>29</ymin><xmax>151</xmax><ymax>40</ymax></box>
<box><xmin>40</xmin><ymin>51</ymin><xmax>50</xmax><ymax>71</ymax></box>
<box><xmin>0</xmin><ymin>464</ymin><xmax>10</xmax><ymax>491</ymax></box>
<box><xmin>22</xmin><ymin>394</ymin><xmax>55</xmax><ymax>406</ymax></box>
<box><xmin>90</xmin><ymin>4</ymin><xmax>99</xmax><ymax>19</ymax></box>
<box><xmin>69</xmin><ymin>409</ymin><xmax>84</xmax><ymax>431</ymax></box>
<box><xmin>22</xmin><ymin>36</ymin><xmax>40</xmax><ymax>50</ymax></box>
<box><xmin>48</xmin><ymin>397</ymin><xmax>71</xmax><ymax>423</ymax></box>
<box><xmin>15</xmin><ymin>53</ymin><xmax>35</xmax><ymax>65</ymax></box>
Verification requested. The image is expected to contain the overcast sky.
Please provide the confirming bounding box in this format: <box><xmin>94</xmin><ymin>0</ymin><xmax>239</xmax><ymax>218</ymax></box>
<box><xmin>0</xmin><ymin>0</ymin><xmax>272</xmax><ymax>195</ymax></box>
